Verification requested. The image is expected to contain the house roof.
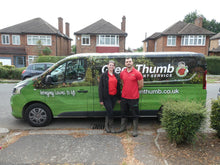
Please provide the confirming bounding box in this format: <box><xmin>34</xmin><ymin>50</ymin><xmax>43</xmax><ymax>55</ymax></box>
<box><xmin>0</xmin><ymin>18</ymin><xmax>72</xmax><ymax>40</ymax></box>
<box><xmin>74</xmin><ymin>19</ymin><xmax>127</xmax><ymax>36</ymax></box>
<box><xmin>209</xmin><ymin>46</ymin><xmax>220</xmax><ymax>53</ymax></box>
<box><xmin>144</xmin><ymin>21</ymin><xmax>215</xmax><ymax>41</ymax></box>
<box><xmin>0</xmin><ymin>47</ymin><xmax>26</xmax><ymax>55</ymax></box>
<box><xmin>210</xmin><ymin>32</ymin><xmax>220</xmax><ymax>40</ymax></box>
<box><xmin>143</xmin><ymin>32</ymin><xmax>161</xmax><ymax>42</ymax></box>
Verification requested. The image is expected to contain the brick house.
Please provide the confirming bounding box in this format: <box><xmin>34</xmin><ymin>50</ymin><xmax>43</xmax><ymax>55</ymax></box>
<box><xmin>0</xmin><ymin>17</ymin><xmax>72</xmax><ymax>67</ymax></box>
<box><xmin>74</xmin><ymin>16</ymin><xmax>127</xmax><ymax>54</ymax></box>
<box><xmin>209</xmin><ymin>32</ymin><xmax>220</xmax><ymax>56</ymax></box>
<box><xmin>143</xmin><ymin>17</ymin><xmax>215</xmax><ymax>55</ymax></box>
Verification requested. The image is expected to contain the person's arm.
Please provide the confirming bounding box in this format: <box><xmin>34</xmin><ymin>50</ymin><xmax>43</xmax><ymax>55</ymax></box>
<box><xmin>138</xmin><ymin>79</ymin><xmax>144</xmax><ymax>90</ymax></box>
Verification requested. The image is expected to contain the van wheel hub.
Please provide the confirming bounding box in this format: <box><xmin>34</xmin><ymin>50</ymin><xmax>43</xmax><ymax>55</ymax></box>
<box><xmin>29</xmin><ymin>108</ymin><xmax>47</xmax><ymax>124</ymax></box>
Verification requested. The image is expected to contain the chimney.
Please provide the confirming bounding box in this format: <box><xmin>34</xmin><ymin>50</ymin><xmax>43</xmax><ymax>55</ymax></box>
<box><xmin>121</xmin><ymin>16</ymin><xmax>126</xmax><ymax>32</ymax></box>
<box><xmin>65</xmin><ymin>22</ymin><xmax>70</xmax><ymax>37</ymax></box>
<box><xmin>195</xmin><ymin>17</ymin><xmax>203</xmax><ymax>27</ymax></box>
<box><xmin>58</xmin><ymin>17</ymin><xmax>63</xmax><ymax>33</ymax></box>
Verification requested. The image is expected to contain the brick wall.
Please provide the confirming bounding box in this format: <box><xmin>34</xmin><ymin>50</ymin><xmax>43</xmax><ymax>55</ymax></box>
<box><xmin>76</xmin><ymin>35</ymin><xmax>126</xmax><ymax>53</ymax></box>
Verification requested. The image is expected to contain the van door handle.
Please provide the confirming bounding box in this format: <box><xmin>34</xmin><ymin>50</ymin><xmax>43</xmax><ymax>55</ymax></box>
<box><xmin>77</xmin><ymin>90</ymin><xmax>88</xmax><ymax>93</ymax></box>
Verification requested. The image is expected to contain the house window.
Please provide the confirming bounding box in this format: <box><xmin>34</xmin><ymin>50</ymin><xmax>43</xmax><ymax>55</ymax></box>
<box><xmin>97</xmin><ymin>35</ymin><xmax>119</xmax><ymax>46</ymax></box>
<box><xmin>218</xmin><ymin>39</ymin><xmax>220</xmax><ymax>45</ymax></box>
<box><xmin>12</xmin><ymin>35</ymin><xmax>20</xmax><ymax>45</ymax></box>
<box><xmin>81</xmin><ymin>35</ymin><xmax>90</xmax><ymax>45</ymax></box>
<box><xmin>27</xmin><ymin>35</ymin><xmax>51</xmax><ymax>46</ymax></box>
<box><xmin>181</xmin><ymin>35</ymin><xmax>206</xmax><ymax>46</ymax></box>
<box><xmin>1</xmin><ymin>35</ymin><xmax>10</xmax><ymax>45</ymax></box>
<box><xmin>167</xmin><ymin>36</ymin><xmax>176</xmax><ymax>46</ymax></box>
<box><xmin>28</xmin><ymin>55</ymin><xmax>38</xmax><ymax>65</ymax></box>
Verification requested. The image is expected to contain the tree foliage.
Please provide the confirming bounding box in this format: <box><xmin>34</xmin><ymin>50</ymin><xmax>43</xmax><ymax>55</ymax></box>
<box><xmin>183</xmin><ymin>10</ymin><xmax>220</xmax><ymax>33</ymax></box>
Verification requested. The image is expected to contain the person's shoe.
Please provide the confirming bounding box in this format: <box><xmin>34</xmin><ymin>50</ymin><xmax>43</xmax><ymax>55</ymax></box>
<box><xmin>132</xmin><ymin>119</ymin><xmax>138</xmax><ymax>137</ymax></box>
<box><xmin>116</xmin><ymin>118</ymin><xmax>127</xmax><ymax>133</ymax></box>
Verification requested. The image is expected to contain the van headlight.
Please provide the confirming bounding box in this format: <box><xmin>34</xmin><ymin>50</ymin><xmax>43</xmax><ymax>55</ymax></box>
<box><xmin>12</xmin><ymin>81</ymin><xmax>28</xmax><ymax>95</ymax></box>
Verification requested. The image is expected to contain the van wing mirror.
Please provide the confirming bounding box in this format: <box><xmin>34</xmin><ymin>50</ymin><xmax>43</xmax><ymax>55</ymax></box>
<box><xmin>45</xmin><ymin>75</ymin><xmax>52</xmax><ymax>85</ymax></box>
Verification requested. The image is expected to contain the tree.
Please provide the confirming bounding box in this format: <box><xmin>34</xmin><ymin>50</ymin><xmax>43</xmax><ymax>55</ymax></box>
<box><xmin>183</xmin><ymin>10</ymin><xmax>220</xmax><ymax>33</ymax></box>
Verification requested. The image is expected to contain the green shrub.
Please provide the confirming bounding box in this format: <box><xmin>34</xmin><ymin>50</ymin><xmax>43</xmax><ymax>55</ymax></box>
<box><xmin>161</xmin><ymin>100</ymin><xmax>206</xmax><ymax>145</ymax></box>
<box><xmin>206</xmin><ymin>56</ymin><xmax>220</xmax><ymax>75</ymax></box>
<box><xmin>0</xmin><ymin>66</ymin><xmax>25</xmax><ymax>79</ymax></box>
<box><xmin>210</xmin><ymin>98</ymin><xmax>220</xmax><ymax>138</ymax></box>
<box><xmin>42</xmin><ymin>47</ymin><xmax>52</xmax><ymax>55</ymax></box>
<box><xmin>36</xmin><ymin>56</ymin><xmax>65</xmax><ymax>63</ymax></box>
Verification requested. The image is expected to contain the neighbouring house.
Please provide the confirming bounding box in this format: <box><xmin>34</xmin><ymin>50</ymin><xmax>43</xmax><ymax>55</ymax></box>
<box><xmin>74</xmin><ymin>16</ymin><xmax>127</xmax><ymax>54</ymax></box>
<box><xmin>0</xmin><ymin>17</ymin><xmax>72</xmax><ymax>67</ymax></box>
<box><xmin>143</xmin><ymin>17</ymin><xmax>215</xmax><ymax>55</ymax></box>
<box><xmin>209</xmin><ymin>32</ymin><xmax>220</xmax><ymax>56</ymax></box>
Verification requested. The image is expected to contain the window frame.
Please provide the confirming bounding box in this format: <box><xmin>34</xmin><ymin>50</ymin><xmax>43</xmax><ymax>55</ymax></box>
<box><xmin>12</xmin><ymin>35</ymin><xmax>20</xmax><ymax>45</ymax></box>
<box><xmin>181</xmin><ymin>35</ymin><xmax>206</xmax><ymax>46</ymax></box>
<box><xmin>96</xmin><ymin>35</ymin><xmax>119</xmax><ymax>46</ymax></box>
<box><xmin>167</xmin><ymin>35</ymin><xmax>176</xmax><ymax>46</ymax></box>
<box><xmin>1</xmin><ymin>34</ymin><xmax>10</xmax><ymax>45</ymax></box>
<box><xmin>81</xmin><ymin>35</ymin><xmax>90</xmax><ymax>45</ymax></box>
<box><xmin>27</xmin><ymin>35</ymin><xmax>52</xmax><ymax>46</ymax></box>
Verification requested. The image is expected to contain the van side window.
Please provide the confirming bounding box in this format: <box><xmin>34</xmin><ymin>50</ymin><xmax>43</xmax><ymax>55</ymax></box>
<box><xmin>50</xmin><ymin>59</ymin><xmax>86</xmax><ymax>85</ymax></box>
<box><xmin>50</xmin><ymin>63</ymin><xmax>66</xmax><ymax>84</ymax></box>
<box><xmin>65</xmin><ymin>59</ymin><xmax>85</xmax><ymax>82</ymax></box>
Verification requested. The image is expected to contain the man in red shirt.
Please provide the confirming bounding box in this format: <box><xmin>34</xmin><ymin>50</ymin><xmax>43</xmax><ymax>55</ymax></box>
<box><xmin>117</xmin><ymin>57</ymin><xmax>143</xmax><ymax>137</ymax></box>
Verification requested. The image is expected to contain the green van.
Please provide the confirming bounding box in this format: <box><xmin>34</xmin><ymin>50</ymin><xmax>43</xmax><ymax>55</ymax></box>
<box><xmin>11</xmin><ymin>52</ymin><xmax>207</xmax><ymax>127</ymax></box>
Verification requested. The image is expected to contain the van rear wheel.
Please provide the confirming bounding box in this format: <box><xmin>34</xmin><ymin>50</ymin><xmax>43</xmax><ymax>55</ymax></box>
<box><xmin>24</xmin><ymin>103</ymin><xmax>52</xmax><ymax>127</ymax></box>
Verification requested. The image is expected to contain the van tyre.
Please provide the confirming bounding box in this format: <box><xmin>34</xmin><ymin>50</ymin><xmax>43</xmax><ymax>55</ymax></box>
<box><xmin>24</xmin><ymin>103</ymin><xmax>52</xmax><ymax>127</ymax></box>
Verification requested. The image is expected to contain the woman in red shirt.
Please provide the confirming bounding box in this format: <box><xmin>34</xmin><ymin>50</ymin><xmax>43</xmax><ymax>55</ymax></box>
<box><xmin>99</xmin><ymin>60</ymin><xmax>121</xmax><ymax>133</ymax></box>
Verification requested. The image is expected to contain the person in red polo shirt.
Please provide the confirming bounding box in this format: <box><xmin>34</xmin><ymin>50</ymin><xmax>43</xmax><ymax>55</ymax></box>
<box><xmin>99</xmin><ymin>60</ymin><xmax>121</xmax><ymax>133</ymax></box>
<box><xmin>117</xmin><ymin>57</ymin><xmax>143</xmax><ymax>137</ymax></box>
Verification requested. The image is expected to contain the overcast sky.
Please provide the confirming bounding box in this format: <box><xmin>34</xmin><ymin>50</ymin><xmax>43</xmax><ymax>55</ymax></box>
<box><xmin>1</xmin><ymin>0</ymin><xmax>219</xmax><ymax>49</ymax></box>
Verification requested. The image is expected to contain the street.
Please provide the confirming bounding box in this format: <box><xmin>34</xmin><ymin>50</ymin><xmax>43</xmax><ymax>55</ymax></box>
<box><xmin>0</xmin><ymin>83</ymin><xmax>219</xmax><ymax>130</ymax></box>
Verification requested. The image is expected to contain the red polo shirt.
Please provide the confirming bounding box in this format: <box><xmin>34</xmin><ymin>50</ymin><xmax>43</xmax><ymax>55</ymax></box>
<box><xmin>108</xmin><ymin>73</ymin><xmax>117</xmax><ymax>95</ymax></box>
<box><xmin>120</xmin><ymin>67</ymin><xmax>143</xmax><ymax>99</ymax></box>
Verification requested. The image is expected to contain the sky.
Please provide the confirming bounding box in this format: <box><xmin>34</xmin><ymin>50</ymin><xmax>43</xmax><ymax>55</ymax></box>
<box><xmin>0</xmin><ymin>0</ymin><xmax>219</xmax><ymax>49</ymax></box>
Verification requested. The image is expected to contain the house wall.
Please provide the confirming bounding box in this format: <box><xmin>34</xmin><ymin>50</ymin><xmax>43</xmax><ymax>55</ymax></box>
<box><xmin>75</xmin><ymin>35</ymin><xmax>126</xmax><ymax>53</ymax></box>
<box><xmin>209</xmin><ymin>39</ymin><xmax>219</xmax><ymax>50</ymax></box>
<box><xmin>152</xmin><ymin>36</ymin><xmax>211</xmax><ymax>55</ymax></box>
<box><xmin>0</xmin><ymin>33</ymin><xmax>71</xmax><ymax>66</ymax></box>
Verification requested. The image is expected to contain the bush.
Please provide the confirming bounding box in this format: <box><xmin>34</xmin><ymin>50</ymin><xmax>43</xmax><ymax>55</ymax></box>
<box><xmin>161</xmin><ymin>100</ymin><xmax>206</xmax><ymax>145</ymax></box>
<box><xmin>210</xmin><ymin>98</ymin><xmax>220</xmax><ymax>138</ymax></box>
<box><xmin>0</xmin><ymin>66</ymin><xmax>25</xmax><ymax>79</ymax></box>
<box><xmin>36</xmin><ymin>56</ymin><xmax>65</xmax><ymax>63</ymax></box>
<box><xmin>206</xmin><ymin>56</ymin><xmax>220</xmax><ymax>75</ymax></box>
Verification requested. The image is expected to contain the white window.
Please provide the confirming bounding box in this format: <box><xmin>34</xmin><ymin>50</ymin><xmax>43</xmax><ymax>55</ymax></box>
<box><xmin>96</xmin><ymin>35</ymin><xmax>119</xmax><ymax>46</ymax></box>
<box><xmin>81</xmin><ymin>35</ymin><xmax>90</xmax><ymax>45</ymax></box>
<box><xmin>12</xmin><ymin>35</ymin><xmax>20</xmax><ymax>45</ymax></box>
<box><xmin>218</xmin><ymin>39</ymin><xmax>220</xmax><ymax>45</ymax></box>
<box><xmin>181</xmin><ymin>35</ymin><xmax>206</xmax><ymax>46</ymax></box>
<box><xmin>167</xmin><ymin>36</ymin><xmax>176</xmax><ymax>46</ymax></box>
<box><xmin>28</xmin><ymin>55</ymin><xmax>38</xmax><ymax>65</ymax></box>
<box><xmin>27</xmin><ymin>35</ymin><xmax>51</xmax><ymax>46</ymax></box>
<box><xmin>1</xmin><ymin>35</ymin><xmax>10</xmax><ymax>44</ymax></box>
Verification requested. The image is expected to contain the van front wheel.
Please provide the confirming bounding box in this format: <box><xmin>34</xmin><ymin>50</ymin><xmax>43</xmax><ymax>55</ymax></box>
<box><xmin>24</xmin><ymin>103</ymin><xmax>52</xmax><ymax>127</ymax></box>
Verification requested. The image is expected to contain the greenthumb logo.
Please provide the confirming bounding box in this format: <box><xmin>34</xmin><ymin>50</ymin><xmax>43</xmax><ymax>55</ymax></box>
<box><xmin>176</xmin><ymin>61</ymin><xmax>189</xmax><ymax>77</ymax></box>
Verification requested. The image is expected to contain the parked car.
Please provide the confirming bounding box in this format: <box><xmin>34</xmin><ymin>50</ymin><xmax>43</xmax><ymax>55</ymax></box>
<box><xmin>21</xmin><ymin>63</ymin><xmax>54</xmax><ymax>80</ymax></box>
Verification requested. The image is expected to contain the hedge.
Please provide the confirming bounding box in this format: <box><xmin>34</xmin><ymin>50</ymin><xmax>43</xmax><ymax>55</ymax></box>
<box><xmin>210</xmin><ymin>98</ymin><xmax>220</xmax><ymax>138</ymax></box>
<box><xmin>206</xmin><ymin>56</ymin><xmax>220</xmax><ymax>75</ymax></box>
<box><xmin>36</xmin><ymin>56</ymin><xmax>66</xmax><ymax>63</ymax></box>
<box><xmin>161</xmin><ymin>100</ymin><xmax>206</xmax><ymax>145</ymax></box>
<box><xmin>0</xmin><ymin>65</ymin><xmax>25</xmax><ymax>80</ymax></box>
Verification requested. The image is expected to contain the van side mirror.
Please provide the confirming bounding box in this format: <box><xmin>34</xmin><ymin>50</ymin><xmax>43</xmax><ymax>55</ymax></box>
<box><xmin>45</xmin><ymin>75</ymin><xmax>52</xmax><ymax>85</ymax></box>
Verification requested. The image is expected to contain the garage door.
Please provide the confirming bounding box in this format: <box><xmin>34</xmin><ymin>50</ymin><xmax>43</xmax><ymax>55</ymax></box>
<box><xmin>0</xmin><ymin>58</ymin><xmax>11</xmax><ymax>65</ymax></box>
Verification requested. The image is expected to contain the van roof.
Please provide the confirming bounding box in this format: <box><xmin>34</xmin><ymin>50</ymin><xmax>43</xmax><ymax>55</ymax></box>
<box><xmin>66</xmin><ymin>52</ymin><xmax>204</xmax><ymax>59</ymax></box>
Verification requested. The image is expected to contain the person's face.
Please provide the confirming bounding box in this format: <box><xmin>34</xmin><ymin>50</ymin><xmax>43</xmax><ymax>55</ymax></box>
<box><xmin>125</xmin><ymin>58</ymin><xmax>133</xmax><ymax>68</ymax></box>
<box><xmin>108</xmin><ymin>62</ymin><xmax>115</xmax><ymax>71</ymax></box>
